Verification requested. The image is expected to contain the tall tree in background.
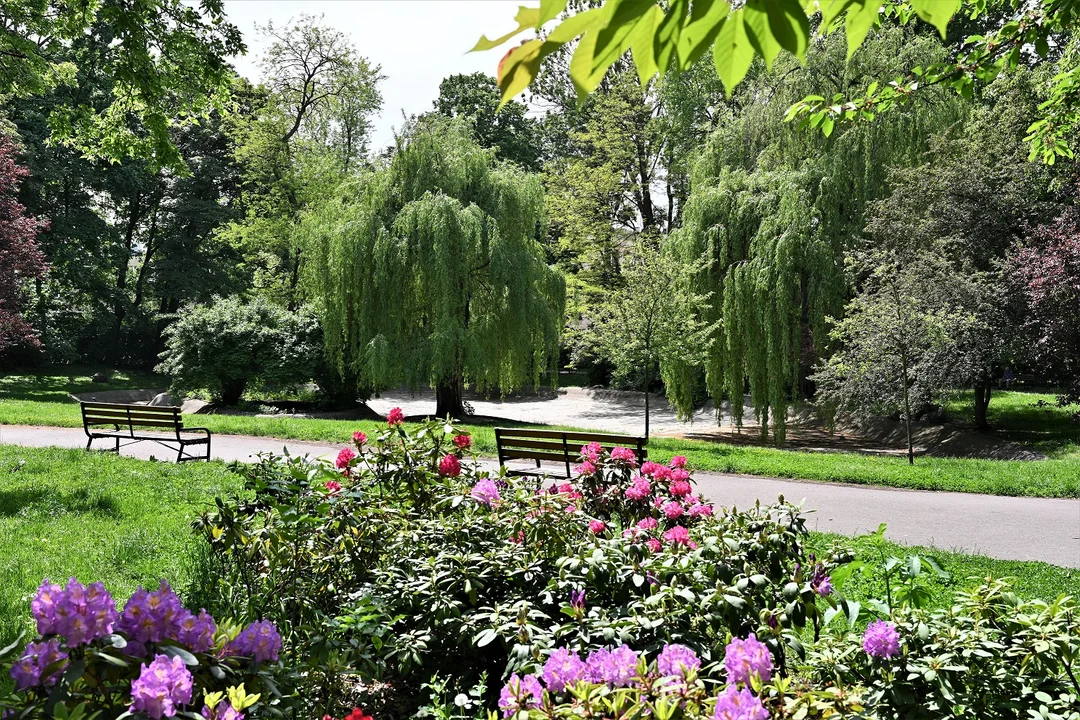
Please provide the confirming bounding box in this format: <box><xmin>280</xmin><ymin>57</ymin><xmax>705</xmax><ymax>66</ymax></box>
<box><xmin>0</xmin><ymin>136</ymin><xmax>47</xmax><ymax>354</ymax></box>
<box><xmin>434</xmin><ymin>72</ymin><xmax>541</xmax><ymax>170</ymax></box>
<box><xmin>302</xmin><ymin>119</ymin><xmax>565</xmax><ymax>419</ymax></box>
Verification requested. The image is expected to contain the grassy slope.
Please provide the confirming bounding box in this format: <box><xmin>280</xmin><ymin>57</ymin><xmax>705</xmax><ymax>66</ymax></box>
<box><xmin>0</xmin><ymin>443</ymin><xmax>242</xmax><ymax>646</ymax></box>
<box><xmin>2</xmin><ymin>369</ymin><xmax>1078</xmax><ymax>498</ymax></box>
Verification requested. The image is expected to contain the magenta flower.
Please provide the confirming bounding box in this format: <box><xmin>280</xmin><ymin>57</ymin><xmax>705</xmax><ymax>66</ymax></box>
<box><xmin>453</xmin><ymin>434</ymin><xmax>472</xmax><ymax>450</ymax></box>
<box><xmin>575</xmin><ymin>460</ymin><xmax>597</xmax><ymax>476</ymax></box>
<box><xmin>569</xmin><ymin>589</ymin><xmax>586</xmax><ymax>610</ymax></box>
<box><xmin>387</xmin><ymin>407</ymin><xmax>405</xmax><ymax>426</ymax></box>
<box><xmin>335</xmin><ymin>447</ymin><xmax>356</xmax><ymax>469</ymax></box>
<box><xmin>646</xmin><ymin>538</ymin><xmax>663</xmax><ymax>552</ymax></box>
<box><xmin>226</xmin><ymin>620</ymin><xmax>282</xmax><ymax>663</ymax></box>
<box><xmin>130</xmin><ymin>654</ymin><xmax>194</xmax><ymax>719</ymax></box>
<box><xmin>352</xmin><ymin>430</ymin><xmax>367</xmax><ymax>446</ymax></box>
<box><xmin>637</xmin><ymin>517</ymin><xmax>658</xmax><ymax>530</ymax></box>
<box><xmin>470</xmin><ymin>479</ymin><xmax>501</xmax><ymax>506</ymax></box>
<box><xmin>585</xmin><ymin>645</ymin><xmax>639</xmax><ymax>687</ymax></box>
<box><xmin>713</xmin><ymin>684</ymin><xmax>769</xmax><ymax>720</ymax></box>
<box><xmin>670</xmin><ymin>480</ymin><xmax>693</xmax><ymax>498</ymax></box>
<box><xmin>438</xmin><ymin>453</ymin><xmax>461</xmax><ymax>477</ymax></box>
<box><xmin>541</xmin><ymin>647</ymin><xmax>586</xmax><ymax>692</ymax></box>
<box><xmin>580</xmin><ymin>441</ymin><xmax>602</xmax><ymax>463</ymax></box>
<box><xmin>670</xmin><ymin>467</ymin><xmax>690</xmax><ymax>482</ymax></box>
<box><xmin>610</xmin><ymin>446</ymin><xmax>638</xmax><ymax>467</ymax></box>
<box><xmin>325</xmin><ymin>479</ymin><xmax>342</xmax><ymax>493</ymax></box>
<box><xmin>662</xmin><ymin>500</ymin><xmax>684</xmax><ymax>520</ymax></box>
<box><xmin>588</xmin><ymin>519</ymin><xmax>607</xmax><ymax>535</ymax></box>
<box><xmin>202</xmin><ymin>700</ymin><xmax>244</xmax><ymax>720</ymax></box>
<box><xmin>664</xmin><ymin>525</ymin><xmax>696</xmax><ymax>548</ymax></box>
<box><xmin>624</xmin><ymin>476</ymin><xmax>651</xmax><ymax>501</ymax></box>
<box><xmin>640</xmin><ymin>461</ymin><xmax>662</xmax><ymax>476</ymax></box>
<box><xmin>498</xmin><ymin>674</ymin><xmax>543</xmax><ymax>716</ymax></box>
<box><xmin>724</xmin><ymin>634</ymin><xmax>773</xmax><ymax>685</ymax></box>
<box><xmin>33</xmin><ymin>577</ymin><xmax>117</xmax><ymax>646</ymax></box>
<box><xmin>863</xmin><ymin>620</ymin><xmax>901</xmax><ymax>659</ymax></box>
<box><xmin>9</xmin><ymin>639</ymin><xmax>67</xmax><ymax>690</ymax></box>
<box><xmin>670</xmin><ymin>455</ymin><xmax>688</xmax><ymax>469</ymax></box>
<box><xmin>687</xmin><ymin>501</ymin><xmax>714</xmax><ymax>518</ymax></box>
<box><xmin>657</xmin><ymin>643</ymin><xmax>700</xmax><ymax>678</ymax></box>
<box><xmin>810</xmin><ymin>565</ymin><xmax>833</xmax><ymax>597</ymax></box>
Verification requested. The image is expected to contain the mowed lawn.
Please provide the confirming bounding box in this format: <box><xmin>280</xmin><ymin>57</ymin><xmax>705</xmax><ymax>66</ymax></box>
<box><xmin>1</xmin><ymin>368</ymin><xmax>1078</xmax><ymax>498</ymax></box>
<box><xmin>0</xmin><ymin>443</ymin><xmax>243</xmax><ymax>646</ymax></box>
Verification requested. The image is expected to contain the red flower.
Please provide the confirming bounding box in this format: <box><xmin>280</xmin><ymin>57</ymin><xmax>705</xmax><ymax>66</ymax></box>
<box><xmin>325</xmin><ymin>480</ymin><xmax>342</xmax><ymax>493</ymax></box>
<box><xmin>335</xmin><ymin>447</ymin><xmax>356</xmax><ymax>469</ymax></box>
<box><xmin>438</xmin><ymin>453</ymin><xmax>461</xmax><ymax>477</ymax></box>
<box><xmin>588</xmin><ymin>519</ymin><xmax>606</xmax><ymax>535</ymax></box>
<box><xmin>345</xmin><ymin>710</ymin><xmax>373</xmax><ymax>720</ymax></box>
<box><xmin>453</xmin><ymin>434</ymin><xmax>472</xmax><ymax>450</ymax></box>
<box><xmin>352</xmin><ymin>430</ymin><xmax>367</xmax><ymax>446</ymax></box>
<box><xmin>387</xmin><ymin>407</ymin><xmax>405</xmax><ymax>426</ymax></box>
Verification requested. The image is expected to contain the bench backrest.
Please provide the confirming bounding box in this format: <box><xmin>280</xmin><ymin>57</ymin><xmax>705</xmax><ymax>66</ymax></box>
<box><xmin>495</xmin><ymin>428</ymin><xmax>647</xmax><ymax>476</ymax></box>
<box><xmin>81</xmin><ymin>402</ymin><xmax>184</xmax><ymax>434</ymax></box>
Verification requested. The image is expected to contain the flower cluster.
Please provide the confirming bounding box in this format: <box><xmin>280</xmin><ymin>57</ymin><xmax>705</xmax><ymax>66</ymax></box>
<box><xmin>226</xmin><ymin>619</ymin><xmax>282</xmax><ymax>663</ymax></box>
<box><xmin>130</xmin><ymin>655</ymin><xmax>194</xmax><ymax>719</ymax></box>
<box><xmin>723</xmin><ymin>634</ymin><xmax>772</xmax><ymax>685</ymax></box>
<box><xmin>9</xmin><ymin>639</ymin><xmax>67</xmax><ymax>691</ymax></box>
<box><xmin>471</xmin><ymin>479</ymin><xmax>501</xmax><ymax>506</ymax></box>
<box><xmin>335</xmin><ymin>447</ymin><xmax>356</xmax><ymax>470</ymax></box>
<box><xmin>438</xmin><ymin>453</ymin><xmax>461</xmax><ymax>477</ymax></box>
<box><xmin>499</xmin><ymin>644</ymin><xmax>641</xmax><ymax>716</ymax></box>
<box><xmin>387</xmin><ymin>407</ymin><xmax>405</xmax><ymax>426</ymax></box>
<box><xmin>31</xmin><ymin>577</ymin><xmax>117</xmax><ymax>645</ymax></box>
<box><xmin>863</xmin><ymin>620</ymin><xmax>901</xmax><ymax>659</ymax></box>
<box><xmin>117</xmin><ymin>580</ymin><xmax>216</xmax><ymax>655</ymax></box>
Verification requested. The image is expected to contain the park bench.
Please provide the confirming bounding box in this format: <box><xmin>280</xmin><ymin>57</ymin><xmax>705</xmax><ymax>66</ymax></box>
<box><xmin>495</xmin><ymin>428</ymin><xmax>646</xmax><ymax>479</ymax></box>
<box><xmin>81</xmin><ymin>401</ymin><xmax>211</xmax><ymax>462</ymax></box>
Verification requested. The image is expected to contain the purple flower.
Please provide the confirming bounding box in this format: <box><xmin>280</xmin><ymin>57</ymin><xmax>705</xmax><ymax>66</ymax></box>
<box><xmin>470</xmin><ymin>479</ymin><xmax>501</xmax><ymax>506</ymax></box>
<box><xmin>724</xmin><ymin>634</ymin><xmax>773</xmax><ymax>685</ymax></box>
<box><xmin>226</xmin><ymin>619</ymin><xmax>282</xmax><ymax>663</ymax></box>
<box><xmin>863</xmin><ymin>620</ymin><xmax>901</xmax><ymax>659</ymax></box>
<box><xmin>541</xmin><ymin>647</ymin><xmax>586</xmax><ymax>692</ymax></box>
<box><xmin>498</xmin><ymin>673</ymin><xmax>543</xmax><ymax>716</ymax></box>
<box><xmin>713</xmin><ymin>685</ymin><xmax>769</xmax><ymax>720</ymax></box>
<box><xmin>130</xmin><ymin>654</ymin><xmax>194</xmax><ymax>719</ymax></box>
<box><xmin>32</xmin><ymin>578</ymin><xmax>117</xmax><ymax>646</ymax></box>
<box><xmin>810</xmin><ymin>565</ymin><xmax>833</xmax><ymax>597</ymax></box>
<box><xmin>569</xmin><ymin>590</ymin><xmax>586</xmax><ymax>611</ymax></box>
<box><xmin>202</xmin><ymin>700</ymin><xmax>244</xmax><ymax>720</ymax></box>
<box><xmin>584</xmin><ymin>645</ymin><xmax>639</xmax><ymax>688</ymax></box>
<box><xmin>177</xmin><ymin>609</ymin><xmax>217</xmax><ymax>653</ymax></box>
<box><xmin>656</xmin><ymin>643</ymin><xmax>700</xmax><ymax>679</ymax></box>
<box><xmin>9</xmin><ymin>639</ymin><xmax>68</xmax><ymax>690</ymax></box>
<box><xmin>117</xmin><ymin>580</ymin><xmax>187</xmax><ymax>647</ymax></box>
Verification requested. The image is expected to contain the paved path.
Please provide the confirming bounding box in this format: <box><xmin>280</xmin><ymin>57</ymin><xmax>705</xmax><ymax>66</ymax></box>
<box><xmin>1</xmin><ymin>424</ymin><xmax>1077</xmax><ymax>569</ymax></box>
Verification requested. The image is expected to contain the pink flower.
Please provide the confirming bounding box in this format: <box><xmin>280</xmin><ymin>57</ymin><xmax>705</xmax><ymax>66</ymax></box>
<box><xmin>352</xmin><ymin>431</ymin><xmax>367</xmax><ymax>446</ymax></box>
<box><xmin>387</xmin><ymin>407</ymin><xmax>405</xmax><ymax>426</ymax></box>
<box><xmin>581</xmin><ymin>442</ymin><xmax>602</xmax><ymax>463</ymax></box>
<box><xmin>576</xmin><ymin>461</ymin><xmax>597</xmax><ymax>476</ymax></box>
<box><xmin>453</xmin><ymin>434</ymin><xmax>472</xmax><ymax>450</ymax></box>
<box><xmin>653</xmin><ymin>465</ymin><xmax>672</xmax><ymax>481</ymax></box>
<box><xmin>438</xmin><ymin>454</ymin><xmax>461</xmax><ymax>477</ymax></box>
<box><xmin>640</xmin><ymin>461</ymin><xmax>662</xmax><ymax>476</ymax></box>
<box><xmin>610</xmin><ymin>447</ymin><xmax>638</xmax><ymax>467</ymax></box>
<box><xmin>588</xmin><ymin>520</ymin><xmax>606</xmax><ymax>535</ymax></box>
<box><xmin>624</xmin><ymin>476</ymin><xmax>651</xmax><ymax>501</ymax></box>
<box><xmin>662</xmin><ymin>501</ymin><xmax>684</xmax><ymax>520</ymax></box>
<box><xmin>471</xmin><ymin>479</ymin><xmax>500</xmax><ymax>506</ymax></box>
<box><xmin>670</xmin><ymin>480</ymin><xmax>692</xmax><ymax>497</ymax></box>
<box><xmin>664</xmin><ymin>525</ymin><xmax>696</xmax><ymax>548</ymax></box>
<box><xmin>325</xmin><ymin>480</ymin><xmax>342</xmax><ymax>493</ymax></box>
<box><xmin>670</xmin><ymin>468</ymin><xmax>690</xmax><ymax>483</ymax></box>
<box><xmin>335</xmin><ymin>447</ymin><xmax>356</xmax><ymax>469</ymax></box>
<box><xmin>637</xmin><ymin>517</ymin><xmax>658</xmax><ymax>530</ymax></box>
<box><xmin>687</xmin><ymin>502</ymin><xmax>714</xmax><ymax>518</ymax></box>
<box><xmin>670</xmin><ymin>456</ymin><xmax>688</xmax><ymax>468</ymax></box>
<box><xmin>646</xmin><ymin>538</ymin><xmax>663</xmax><ymax>552</ymax></box>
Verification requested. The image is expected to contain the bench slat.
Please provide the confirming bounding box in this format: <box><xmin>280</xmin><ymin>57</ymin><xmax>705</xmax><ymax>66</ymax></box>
<box><xmin>83</xmin><ymin>412</ymin><xmax>180</xmax><ymax>423</ymax></box>
<box><xmin>81</xmin><ymin>402</ymin><xmax>179</xmax><ymax>412</ymax></box>
<box><xmin>496</xmin><ymin>428</ymin><xmax>644</xmax><ymax>445</ymax></box>
<box><xmin>85</xmin><ymin>420</ymin><xmax>184</xmax><ymax>429</ymax></box>
<box><xmin>501</xmin><ymin>450</ymin><xmax>575</xmax><ymax>463</ymax></box>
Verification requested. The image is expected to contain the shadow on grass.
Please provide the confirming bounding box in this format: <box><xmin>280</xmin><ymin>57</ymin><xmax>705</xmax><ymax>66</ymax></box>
<box><xmin>0</xmin><ymin>486</ymin><xmax>119</xmax><ymax>518</ymax></box>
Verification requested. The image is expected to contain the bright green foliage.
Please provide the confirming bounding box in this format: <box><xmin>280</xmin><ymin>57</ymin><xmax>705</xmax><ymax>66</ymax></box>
<box><xmin>1</xmin><ymin>0</ymin><xmax>243</xmax><ymax>170</ymax></box>
<box><xmin>301</xmin><ymin>119</ymin><xmax>565</xmax><ymax>415</ymax></box>
<box><xmin>594</xmin><ymin>238</ymin><xmax>716</xmax><ymax>437</ymax></box>
<box><xmin>476</xmin><ymin>0</ymin><xmax>1080</xmax><ymax>162</ymax></box>
<box><xmin>434</xmin><ymin>72</ymin><xmax>542</xmax><ymax>170</ymax></box>
<box><xmin>156</xmin><ymin>296</ymin><xmax>322</xmax><ymax>405</ymax></box>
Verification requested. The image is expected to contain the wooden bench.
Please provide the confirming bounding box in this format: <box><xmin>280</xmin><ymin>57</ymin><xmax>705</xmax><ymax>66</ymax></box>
<box><xmin>495</xmin><ymin>428</ymin><xmax>647</xmax><ymax>478</ymax></box>
<box><xmin>81</xmin><ymin>402</ymin><xmax>211</xmax><ymax>462</ymax></box>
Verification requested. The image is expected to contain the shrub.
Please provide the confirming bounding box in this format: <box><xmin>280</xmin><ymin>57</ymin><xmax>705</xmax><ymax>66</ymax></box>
<box><xmin>0</xmin><ymin>577</ymin><xmax>282</xmax><ymax>719</ymax></box>
<box><xmin>156</xmin><ymin>296</ymin><xmax>321</xmax><ymax>405</ymax></box>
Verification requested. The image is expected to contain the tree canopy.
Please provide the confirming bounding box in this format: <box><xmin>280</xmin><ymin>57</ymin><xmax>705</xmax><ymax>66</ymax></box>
<box><xmin>301</xmin><ymin>119</ymin><xmax>565</xmax><ymax>418</ymax></box>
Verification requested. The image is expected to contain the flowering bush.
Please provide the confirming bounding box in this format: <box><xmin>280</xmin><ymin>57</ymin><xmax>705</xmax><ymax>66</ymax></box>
<box><xmin>1</xmin><ymin>578</ymin><xmax>279</xmax><ymax>719</ymax></box>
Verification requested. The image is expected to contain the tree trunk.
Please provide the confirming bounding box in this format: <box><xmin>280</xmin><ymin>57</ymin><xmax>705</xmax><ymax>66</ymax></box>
<box><xmin>435</xmin><ymin>377</ymin><xmax>465</xmax><ymax>420</ymax></box>
<box><xmin>220</xmin><ymin>378</ymin><xmax>247</xmax><ymax>406</ymax></box>
<box><xmin>973</xmin><ymin>379</ymin><xmax>992</xmax><ymax>430</ymax></box>
<box><xmin>643</xmin><ymin>355</ymin><xmax>651</xmax><ymax>441</ymax></box>
<box><xmin>900</xmin><ymin>347</ymin><xmax>915</xmax><ymax>465</ymax></box>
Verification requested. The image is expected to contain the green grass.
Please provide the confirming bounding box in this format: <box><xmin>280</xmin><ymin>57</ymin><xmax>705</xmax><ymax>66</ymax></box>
<box><xmin>945</xmin><ymin>389</ymin><xmax>1079</xmax><ymax>458</ymax></box>
<box><xmin>2</xmin><ymin>369</ymin><xmax>1079</xmax><ymax>498</ymax></box>
<box><xmin>807</xmin><ymin>532</ymin><xmax>1078</xmax><ymax>613</ymax></box>
<box><xmin>0</xmin><ymin>443</ymin><xmax>242</xmax><ymax>647</ymax></box>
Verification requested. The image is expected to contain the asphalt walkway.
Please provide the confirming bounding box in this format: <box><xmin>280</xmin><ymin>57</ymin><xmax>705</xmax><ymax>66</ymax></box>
<box><xmin>1</xmin><ymin>424</ymin><xmax>1077</xmax><ymax>569</ymax></box>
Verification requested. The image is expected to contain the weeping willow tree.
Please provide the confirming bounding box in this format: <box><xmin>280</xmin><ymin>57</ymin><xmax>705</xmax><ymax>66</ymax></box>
<box><xmin>301</xmin><ymin>119</ymin><xmax>565</xmax><ymax>418</ymax></box>
<box><xmin>667</xmin><ymin>26</ymin><xmax>963</xmax><ymax>443</ymax></box>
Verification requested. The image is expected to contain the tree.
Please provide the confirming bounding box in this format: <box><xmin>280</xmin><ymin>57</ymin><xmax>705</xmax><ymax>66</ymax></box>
<box><xmin>813</xmin><ymin>254</ymin><xmax>989</xmax><ymax>464</ymax></box>
<box><xmin>479</xmin><ymin>0</ymin><xmax>1080</xmax><ymax>163</ymax></box>
<box><xmin>434</xmin><ymin>72</ymin><xmax>541</xmax><ymax>170</ymax></box>
<box><xmin>1</xmin><ymin>0</ymin><xmax>244</xmax><ymax>170</ymax></box>
<box><xmin>594</xmin><ymin>239</ymin><xmax>715</xmax><ymax>439</ymax></box>
<box><xmin>0</xmin><ymin>136</ymin><xmax>47</xmax><ymax>354</ymax></box>
<box><xmin>156</xmin><ymin>296</ymin><xmax>321</xmax><ymax>405</ymax></box>
<box><xmin>301</xmin><ymin>119</ymin><xmax>565</xmax><ymax>420</ymax></box>
<box><xmin>1010</xmin><ymin>208</ymin><xmax>1080</xmax><ymax>406</ymax></box>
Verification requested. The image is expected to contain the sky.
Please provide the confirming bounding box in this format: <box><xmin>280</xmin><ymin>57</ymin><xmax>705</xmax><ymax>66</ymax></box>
<box><xmin>223</xmin><ymin>0</ymin><xmax>523</xmax><ymax>151</ymax></box>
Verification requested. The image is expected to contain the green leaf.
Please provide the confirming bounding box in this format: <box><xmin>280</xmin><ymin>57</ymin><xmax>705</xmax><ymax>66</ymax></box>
<box><xmin>820</xmin><ymin>0</ymin><xmax>857</xmax><ymax>29</ymax></box>
<box><xmin>910</xmin><ymin>0</ymin><xmax>960</xmax><ymax>38</ymax></box>
<box><xmin>844</xmin><ymin>1</ymin><xmax>884</xmax><ymax>59</ymax></box>
<box><xmin>761</xmin><ymin>0</ymin><xmax>810</xmax><ymax>57</ymax></box>
<box><xmin>821</xmin><ymin>115</ymin><xmax>835</xmax><ymax>136</ymax></box>
<box><xmin>677</xmin><ymin>0</ymin><xmax>731</xmax><ymax>70</ymax></box>
<box><xmin>540</xmin><ymin>0</ymin><xmax>568</xmax><ymax>25</ymax></box>
<box><xmin>630</xmin><ymin>4</ymin><xmax>664</xmax><ymax>85</ymax></box>
<box><xmin>588</xmin><ymin>0</ymin><xmax>657</xmax><ymax>85</ymax></box>
<box><xmin>472</xmin><ymin>6</ymin><xmax>542</xmax><ymax>51</ymax></box>
<box><xmin>713</xmin><ymin>9</ymin><xmax>754</xmax><ymax>94</ymax></box>
<box><xmin>158</xmin><ymin>643</ymin><xmax>198</xmax><ymax>666</ymax></box>
<box><xmin>742</xmin><ymin>1</ymin><xmax>781</xmax><ymax>68</ymax></box>
<box><xmin>654</xmin><ymin>0</ymin><xmax>688</xmax><ymax>75</ymax></box>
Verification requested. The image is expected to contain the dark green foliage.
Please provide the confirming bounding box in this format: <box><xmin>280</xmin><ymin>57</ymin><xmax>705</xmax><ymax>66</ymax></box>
<box><xmin>156</xmin><ymin>296</ymin><xmax>321</xmax><ymax>405</ymax></box>
<box><xmin>434</xmin><ymin>72</ymin><xmax>541</xmax><ymax>170</ymax></box>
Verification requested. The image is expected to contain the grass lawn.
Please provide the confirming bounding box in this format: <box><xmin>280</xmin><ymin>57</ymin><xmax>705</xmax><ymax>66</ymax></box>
<box><xmin>2</xmin><ymin>368</ymin><xmax>1078</xmax><ymax>498</ymax></box>
<box><xmin>0</xmin><ymin>443</ymin><xmax>243</xmax><ymax>647</ymax></box>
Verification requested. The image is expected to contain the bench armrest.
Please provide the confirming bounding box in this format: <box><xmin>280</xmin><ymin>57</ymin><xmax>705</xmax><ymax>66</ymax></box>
<box><xmin>184</xmin><ymin>427</ymin><xmax>212</xmax><ymax>438</ymax></box>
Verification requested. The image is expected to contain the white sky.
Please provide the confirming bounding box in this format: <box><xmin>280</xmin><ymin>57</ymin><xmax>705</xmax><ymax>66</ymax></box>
<box><xmin>223</xmin><ymin>0</ymin><xmax>523</xmax><ymax>151</ymax></box>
